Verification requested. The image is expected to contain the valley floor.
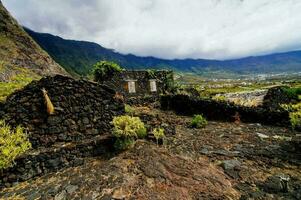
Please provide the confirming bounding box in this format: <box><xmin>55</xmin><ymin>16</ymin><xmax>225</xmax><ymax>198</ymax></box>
<box><xmin>1</xmin><ymin>108</ymin><xmax>301</xmax><ymax>200</ymax></box>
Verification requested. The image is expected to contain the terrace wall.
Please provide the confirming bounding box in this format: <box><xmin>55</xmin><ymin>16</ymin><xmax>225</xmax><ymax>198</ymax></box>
<box><xmin>161</xmin><ymin>94</ymin><xmax>290</xmax><ymax>126</ymax></box>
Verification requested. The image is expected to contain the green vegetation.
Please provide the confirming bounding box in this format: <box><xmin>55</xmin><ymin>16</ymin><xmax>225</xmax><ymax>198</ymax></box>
<box><xmin>212</xmin><ymin>95</ymin><xmax>226</xmax><ymax>102</ymax></box>
<box><xmin>146</xmin><ymin>69</ymin><xmax>156</xmax><ymax>79</ymax></box>
<box><xmin>283</xmin><ymin>87</ymin><xmax>301</xmax><ymax>100</ymax></box>
<box><xmin>125</xmin><ymin>104</ymin><xmax>136</xmax><ymax>116</ymax></box>
<box><xmin>152</xmin><ymin>128</ymin><xmax>165</xmax><ymax>144</ymax></box>
<box><xmin>164</xmin><ymin>72</ymin><xmax>177</xmax><ymax>93</ymax></box>
<box><xmin>0</xmin><ymin>120</ymin><xmax>31</xmax><ymax>170</ymax></box>
<box><xmin>93</xmin><ymin>61</ymin><xmax>124</xmax><ymax>82</ymax></box>
<box><xmin>0</xmin><ymin>64</ymin><xmax>40</xmax><ymax>102</ymax></box>
<box><xmin>282</xmin><ymin>102</ymin><xmax>301</xmax><ymax>130</ymax></box>
<box><xmin>290</xmin><ymin>111</ymin><xmax>301</xmax><ymax>130</ymax></box>
<box><xmin>112</xmin><ymin>115</ymin><xmax>147</xmax><ymax>150</ymax></box>
<box><xmin>113</xmin><ymin>137</ymin><xmax>135</xmax><ymax>151</ymax></box>
<box><xmin>191</xmin><ymin>114</ymin><xmax>208</xmax><ymax>128</ymax></box>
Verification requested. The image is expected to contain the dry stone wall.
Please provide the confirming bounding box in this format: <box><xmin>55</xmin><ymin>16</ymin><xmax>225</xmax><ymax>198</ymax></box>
<box><xmin>1</xmin><ymin>75</ymin><xmax>124</xmax><ymax>148</ymax></box>
<box><xmin>0</xmin><ymin>75</ymin><xmax>124</xmax><ymax>187</ymax></box>
<box><xmin>161</xmin><ymin>94</ymin><xmax>290</xmax><ymax>127</ymax></box>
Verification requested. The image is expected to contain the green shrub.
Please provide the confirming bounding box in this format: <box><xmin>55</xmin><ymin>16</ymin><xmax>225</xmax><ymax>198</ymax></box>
<box><xmin>164</xmin><ymin>72</ymin><xmax>177</xmax><ymax>93</ymax></box>
<box><xmin>93</xmin><ymin>61</ymin><xmax>123</xmax><ymax>82</ymax></box>
<box><xmin>282</xmin><ymin>102</ymin><xmax>301</xmax><ymax>130</ymax></box>
<box><xmin>147</xmin><ymin>69</ymin><xmax>156</xmax><ymax>79</ymax></box>
<box><xmin>124</xmin><ymin>104</ymin><xmax>135</xmax><ymax>115</ymax></box>
<box><xmin>289</xmin><ymin>111</ymin><xmax>301</xmax><ymax>130</ymax></box>
<box><xmin>152</xmin><ymin>128</ymin><xmax>165</xmax><ymax>144</ymax></box>
<box><xmin>112</xmin><ymin>115</ymin><xmax>146</xmax><ymax>138</ymax></box>
<box><xmin>191</xmin><ymin>114</ymin><xmax>207</xmax><ymax>128</ymax></box>
<box><xmin>213</xmin><ymin>95</ymin><xmax>226</xmax><ymax>102</ymax></box>
<box><xmin>283</xmin><ymin>87</ymin><xmax>301</xmax><ymax>100</ymax></box>
<box><xmin>0</xmin><ymin>120</ymin><xmax>31</xmax><ymax>170</ymax></box>
<box><xmin>112</xmin><ymin>115</ymin><xmax>147</xmax><ymax>150</ymax></box>
<box><xmin>113</xmin><ymin>138</ymin><xmax>135</xmax><ymax>150</ymax></box>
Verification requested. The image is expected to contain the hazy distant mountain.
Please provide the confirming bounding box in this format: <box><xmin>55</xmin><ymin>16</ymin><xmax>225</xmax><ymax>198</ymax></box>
<box><xmin>25</xmin><ymin>28</ymin><xmax>301</xmax><ymax>76</ymax></box>
<box><xmin>0</xmin><ymin>2</ymin><xmax>68</xmax><ymax>80</ymax></box>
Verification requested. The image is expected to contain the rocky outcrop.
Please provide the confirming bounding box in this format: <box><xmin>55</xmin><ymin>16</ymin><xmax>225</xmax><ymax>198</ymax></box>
<box><xmin>2</xmin><ymin>75</ymin><xmax>124</xmax><ymax>147</ymax></box>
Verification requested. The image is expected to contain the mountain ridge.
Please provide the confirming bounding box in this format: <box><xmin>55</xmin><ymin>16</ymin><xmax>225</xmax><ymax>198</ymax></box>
<box><xmin>25</xmin><ymin>28</ymin><xmax>301</xmax><ymax>76</ymax></box>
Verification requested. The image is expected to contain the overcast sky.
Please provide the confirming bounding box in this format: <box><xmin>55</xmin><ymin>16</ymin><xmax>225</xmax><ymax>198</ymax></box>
<box><xmin>2</xmin><ymin>0</ymin><xmax>301</xmax><ymax>60</ymax></box>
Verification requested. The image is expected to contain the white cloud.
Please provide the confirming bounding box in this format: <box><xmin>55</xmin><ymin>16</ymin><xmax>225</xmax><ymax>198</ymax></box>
<box><xmin>2</xmin><ymin>0</ymin><xmax>301</xmax><ymax>59</ymax></box>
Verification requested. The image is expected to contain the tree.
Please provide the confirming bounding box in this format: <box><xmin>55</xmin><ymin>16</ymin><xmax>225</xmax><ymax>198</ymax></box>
<box><xmin>93</xmin><ymin>61</ymin><xmax>124</xmax><ymax>82</ymax></box>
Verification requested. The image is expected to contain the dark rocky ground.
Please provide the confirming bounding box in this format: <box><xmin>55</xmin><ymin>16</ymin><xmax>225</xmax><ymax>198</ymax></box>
<box><xmin>1</xmin><ymin>107</ymin><xmax>301</xmax><ymax>200</ymax></box>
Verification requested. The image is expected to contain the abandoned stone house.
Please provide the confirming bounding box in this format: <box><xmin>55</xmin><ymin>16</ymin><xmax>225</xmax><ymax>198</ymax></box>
<box><xmin>102</xmin><ymin>70</ymin><xmax>174</xmax><ymax>97</ymax></box>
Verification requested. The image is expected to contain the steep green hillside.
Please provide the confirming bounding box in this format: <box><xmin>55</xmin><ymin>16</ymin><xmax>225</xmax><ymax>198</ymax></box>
<box><xmin>0</xmin><ymin>1</ymin><xmax>70</xmax><ymax>101</ymax></box>
<box><xmin>0</xmin><ymin>1</ymin><xmax>68</xmax><ymax>81</ymax></box>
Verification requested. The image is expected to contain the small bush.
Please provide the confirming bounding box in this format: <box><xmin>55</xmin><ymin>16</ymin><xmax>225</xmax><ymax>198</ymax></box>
<box><xmin>112</xmin><ymin>115</ymin><xmax>146</xmax><ymax>139</ymax></box>
<box><xmin>290</xmin><ymin>111</ymin><xmax>301</xmax><ymax>130</ymax></box>
<box><xmin>152</xmin><ymin>128</ymin><xmax>165</xmax><ymax>144</ymax></box>
<box><xmin>112</xmin><ymin>115</ymin><xmax>147</xmax><ymax>150</ymax></box>
<box><xmin>124</xmin><ymin>104</ymin><xmax>135</xmax><ymax>115</ymax></box>
<box><xmin>0</xmin><ymin>120</ymin><xmax>31</xmax><ymax>170</ymax></box>
<box><xmin>113</xmin><ymin>138</ymin><xmax>135</xmax><ymax>150</ymax></box>
<box><xmin>282</xmin><ymin>102</ymin><xmax>301</xmax><ymax>130</ymax></box>
<box><xmin>283</xmin><ymin>87</ymin><xmax>301</xmax><ymax>100</ymax></box>
<box><xmin>191</xmin><ymin>114</ymin><xmax>207</xmax><ymax>128</ymax></box>
<box><xmin>213</xmin><ymin>95</ymin><xmax>226</xmax><ymax>102</ymax></box>
<box><xmin>93</xmin><ymin>61</ymin><xmax>123</xmax><ymax>82</ymax></box>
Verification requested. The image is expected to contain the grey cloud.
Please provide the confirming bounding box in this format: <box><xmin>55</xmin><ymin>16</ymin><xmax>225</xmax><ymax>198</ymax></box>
<box><xmin>2</xmin><ymin>0</ymin><xmax>301</xmax><ymax>59</ymax></box>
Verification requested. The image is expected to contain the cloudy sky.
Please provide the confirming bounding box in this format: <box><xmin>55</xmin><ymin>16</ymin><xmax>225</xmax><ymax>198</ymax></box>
<box><xmin>2</xmin><ymin>0</ymin><xmax>301</xmax><ymax>60</ymax></box>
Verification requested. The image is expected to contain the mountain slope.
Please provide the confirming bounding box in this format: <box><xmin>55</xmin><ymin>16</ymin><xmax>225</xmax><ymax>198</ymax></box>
<box><xmin>0</xmin><ymin>1</ymin><xmax>68</xmax><ymax>81</ymax></box>
<box><xmin>25</xmin><ymin>28</ymin><xmax>301</xmax><ymax>76</ymax></box>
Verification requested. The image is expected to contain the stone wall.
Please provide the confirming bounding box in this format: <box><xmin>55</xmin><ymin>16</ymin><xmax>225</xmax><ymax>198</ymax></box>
<box><xmin>102</xmin><ymin>70</ymin><xmax>173</xmax><ymax>99</ymax></box>
<box><xmin>0</xmin><ymin>135</ymin><xmax>115</xmax><ymax>188</ymax></box>
<box><xmin>161</xmin><ymin>94</ymin><xmax>290</xmax><ymax>127</ymax></box>
<box><xmin>2</xmin><ymin>75</ymin><xmax>124</xmax><ymax>148</ymax></box>
<box><xmin>0</xmin><ymin>75</ymin><xmax>125</xmax><ymax>187</ymax></box>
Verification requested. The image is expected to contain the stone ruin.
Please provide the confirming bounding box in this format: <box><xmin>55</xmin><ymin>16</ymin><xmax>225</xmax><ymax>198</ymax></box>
<box><xmin>102</xmin><ymin>70</ymin><xmax>174</xmax><ymax>100</ymax></box>
<box><xmin>0</xmin><ymin>75</ymin><xmax>124</xmax><ymax>187</ymax></box>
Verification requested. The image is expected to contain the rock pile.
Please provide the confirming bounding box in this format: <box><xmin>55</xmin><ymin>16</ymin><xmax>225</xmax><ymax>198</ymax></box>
<box><xmin>2</xmin><ymin>75</ymin><xmax>124</xmax><ymax>148</ymax></box>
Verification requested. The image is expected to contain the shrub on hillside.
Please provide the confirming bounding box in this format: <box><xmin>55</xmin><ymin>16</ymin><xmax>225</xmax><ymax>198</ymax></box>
<box><xmin>113</xmin><ymin>138</ymin><xmax>135</xmax><ymax>150</ymax></box>
<box><xmin>93</xmin><ymin>61</ymin><xmax>123</xmax><ymax>82</ymax></box>
<box><xmin>190</xmin><ymin>114</ymin><xmax>207</xmax><ymax>128</ymax></box>
<box><xmin>281</xmin><ymin>102</ymin><xmax>301</xmax><ymax>130</ymax></box>
<box><xmin>212</xmin><ymin>95</ymin><xmax>226</xmax><ymax>102</ymax></box>
<box><xmin>290</xmin><ymin>111</ymin><xmax>301</xmax><ymax>130</ymax></box>
<box><xmin>152</xmin><ymin>128</ymin><xmax>165</xmax><ymax>144</ymax></box>
<box><xmin>124</xmin><ymin>104</ymin><xmax>135</xmax><ymax>116</ymax></box>
<box><xmin>0</xmin><ymin>120</ymin><xmax>31</xmax><ymax>170</ymax></box>
<box><xmin>112</xmin><ymin>115</ymin><xmax>147</xmax><ymax>150</ymax></box>
<box><xmin>283</xmin><ymin>87</ymin><xmax>301</xmax><ymax>101</ymax></box>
